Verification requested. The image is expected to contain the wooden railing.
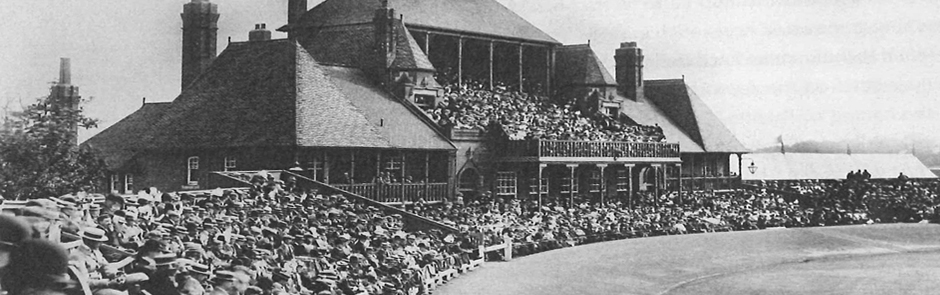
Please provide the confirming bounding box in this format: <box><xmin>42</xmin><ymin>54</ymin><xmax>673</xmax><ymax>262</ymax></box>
<box><xmin>332</xmin><ymin>183</ymin><xmax>450</xmax><ymax>204</ymax></box>
<box><xmin>505</xmin><ymin>139</ymin><xmax>680</xmax><ymax>158</ymax></box>
<box><xmin>671</xmin><ymin>175</ymin><xmax>742</xmax><ymax>191</ymax></box>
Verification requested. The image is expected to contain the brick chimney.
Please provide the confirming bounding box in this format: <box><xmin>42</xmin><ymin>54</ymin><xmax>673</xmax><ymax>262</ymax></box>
<box><xmin>371</xmin><ymin>2</ymin><xmax>396</xmax><ymax>83</ymax></box>
<box><xmin>181</xmin><ymin>0</ymin><xmax>219</xmax><ymax>91</ymax></box>
<box><xmin>287</xmin><ymin>0</ymin><xmax>307</xmax><ymax>39</ymax></box>
<box><xmin>249</xmin><ymin>24</ymin><xmax>271</xmax><ymax>41</ymax></box>
<box><xmin>615</xmin><ymin>42</ymin><xmax>644</xmax><ymax>101</ymax></box>
<box><xmin>51</xmin><ymin>58</ymin><xmax>81</xmax><ymax>146</ymax></box>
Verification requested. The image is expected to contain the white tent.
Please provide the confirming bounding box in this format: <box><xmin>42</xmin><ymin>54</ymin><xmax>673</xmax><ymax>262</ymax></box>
<box><xmin>742</xmin><ymin>153</ymin><xmax>936</xmax><ymax>181</ymax></box>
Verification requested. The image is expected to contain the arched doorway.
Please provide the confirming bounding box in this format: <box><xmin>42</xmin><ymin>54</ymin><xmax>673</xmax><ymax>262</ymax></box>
<box><xmin>458</xmin><ymin>168</ymin><xmax>480</xmax><ymax>198</ymax></box>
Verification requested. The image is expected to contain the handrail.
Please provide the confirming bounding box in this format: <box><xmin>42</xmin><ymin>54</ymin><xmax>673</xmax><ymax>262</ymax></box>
<box><xmin>279</xmin><ymin>171</ymin><xmax>460</xmax><ymax>234</ymax></box>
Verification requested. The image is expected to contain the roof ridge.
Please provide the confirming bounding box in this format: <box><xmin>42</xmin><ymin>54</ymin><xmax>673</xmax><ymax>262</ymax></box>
<box><xmin>558</xmin><ymin>44</ymin><xmax>591</xmax><ymax>50</ymax></box>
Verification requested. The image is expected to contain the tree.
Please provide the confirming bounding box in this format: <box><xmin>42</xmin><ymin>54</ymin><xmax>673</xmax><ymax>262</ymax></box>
<box><xmin>0</xmin><ymin>94</ymin><xmax>106</xmax><ymax>199</ymax></box>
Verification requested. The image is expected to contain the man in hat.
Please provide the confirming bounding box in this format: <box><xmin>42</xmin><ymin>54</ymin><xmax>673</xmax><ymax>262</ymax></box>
<box><xmin>209</xmin><ymin>271</ymin><xmax>238</xmax><ymax>295</ymax></box>
<box><xmin>143</xmin><ymin>253</ymin><xmax>182</xmax><ymax>295</ymax></box>
<box><xmin>70</xmin><ymin>227</ymin><xmax>124</xmax><ymax>289</ymax></box>
<box><xmin>179</xmin><ymin>262</ymin><xmax>211</xmax><ymax>295</ymax></box>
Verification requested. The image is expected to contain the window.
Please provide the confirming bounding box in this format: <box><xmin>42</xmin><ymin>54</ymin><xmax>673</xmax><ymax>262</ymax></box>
<box><xmin>604</xmin><ymin>107</ymin><xmax>619</xmax><ymax>117</ymax></box>
<box><xmin>561</xmin><ymin>176</ymin><xmax>579</xmax><ymax>194</ymax></box>
<box><xmin>224</xmin><ymin>156</ymin><xmax>237</xmax><ymax>171</ymax></box>
<box><xmin>187</xmin><ymin>156</ymin><xmax>199</xmax><ymax>185</ymax></box>
<box><xmin>124</xmin><ymin>174</ymin><xmax>134</xmax><ymax>194</ymax></box>
<box><xmin>384</xmin><ymin>155</ymin><xmax>404</xmax><ymax>171</ymax></box>
<box><xmin>306</xmin><ymin>156</ymin><xmax>325</xmax><ymax>182</ymax></box>
<box><xmin>528</xmin><ymin>177</ymin><xmax>548</xmax><ymax>196</ymax></box>
<box><xmin>496</xmin><ymin>172</ymin><xmax>517</xmax><ymax>197</ymax></box>
<box><xmin>414</xmin><ymin>95</ymin><xmax>435</xmax><ymax>110</ymax></box>
<box><xmin>616</xmin><ymin>169</ymin><xmax>630</xmax><ymax>192</ymax></box>
<box><xmin>110</xmin><ymin>174</ymin><xmax>120</xmax><ymax>193</ymax></box>
<box><xmin>589</xmin><ymin>170</ymin><xmax>601</xmax><ymax>193</ymax></box>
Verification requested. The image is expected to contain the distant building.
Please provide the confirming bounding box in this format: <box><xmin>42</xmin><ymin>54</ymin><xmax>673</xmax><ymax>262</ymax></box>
<box><xmin>85</xmin><ymin>0</ymin><xmax>747</xmax><ymax>202</ymax></box>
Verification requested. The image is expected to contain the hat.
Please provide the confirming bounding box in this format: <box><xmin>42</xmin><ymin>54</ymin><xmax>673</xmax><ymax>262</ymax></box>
<box><xmin>0</xmin><ymin>214</ymin><xmax>33</xmax><ymax>249</ymax></box>
<box><xmin>189</xmin><ymin>263</ymin><xmax>211</xmax><ymax>275</ymax></box>
<box><xmin>154</xmin><ymin>253</ymin><xmax>178</xmax><ymax>267</ymax></box>
<box><xmin>272</xmin><ymin>271</ymin><xmax>290</xmax><ymax>282</ymax></box>
<box><xmin>212</xmin><ymin>271</ymin><xmax>237</xmax><ymax>284</ymax></box>
<box><xmin>20</xmin><ymin>206</ymin><xmax>59</xmax><ymax>220</ymax></box>
<box><xmin>81</xmin><ymin>227</ymin><xmax>109</xmax><ymax>242</ymax></box>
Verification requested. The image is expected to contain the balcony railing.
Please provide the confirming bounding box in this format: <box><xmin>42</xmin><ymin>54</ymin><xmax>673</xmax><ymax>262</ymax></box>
<box><xmin>669</xmin><ymin>175</ymin><xmax>741</xmax><ymax>191</ymax></box>
<box><xmin>332</xmin><ymin>183</ymin><xmax>450</xmax><ymax>204</ymax></box>
<box><xmin>504</xmin><ymin>139</ymin><xmax>680</xmax><ymax>159</ymax></box>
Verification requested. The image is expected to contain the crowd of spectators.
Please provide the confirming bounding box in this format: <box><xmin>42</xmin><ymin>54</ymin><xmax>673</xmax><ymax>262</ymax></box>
<box><xmin>3</xmin><ymin>173</ymin><xmax>938</xmax><ymax>295</ymax></box>
<box><xmin>410</xmin><ymin>178</ymin><xmax>940</xmax><ymax>258</ymax></box>
<box><xmin>424</xmin><ymin>79</ymin><xmax>664</xmax><ymax>142</ymax></box>
<box><xmin>0</xmin><ymin>173</ymin><xmax>481</xmax><ymax>295</ymax></box>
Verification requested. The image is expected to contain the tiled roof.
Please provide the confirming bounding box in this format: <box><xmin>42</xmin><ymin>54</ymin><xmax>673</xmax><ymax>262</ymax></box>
<box><xmin>619</xmin><ymin>97</ymin><xmax>705</xmax><ymax>153</ymax></box>
<box><xmin>90</xmin><ymin>39</ymin><xmax>453</xmax><ymax>166</ymax></box>
<box><xmin>644</xmin><ymin>79</ymin><xmax>749</xmax><ymax>153</ymax></box>
<box><xmin>323</xmin><ymin>65</ymin><xmax>454</xmax><ymax>150</ymax></box>
<box><xmin>555</xmin><ymin>44</ymin><xmax>617</xmax><ymax>87</ymax></box>
<box><xmin>300</xmin><ymin>25</ymin><xmax>375</xmax><ymax>68</ymax></box>
<box><xmin>300</xmin><ymin>0</ymin><xmax>559</xmax><ymax>44</ymax></box>
<box><xmin>82</xmin><ymin>102</ymin><xmax>172</xmax><ymax>170</ymax></box>
<box><xmin>390</xmin><ymin>21</ymin><xmax>435</xmax><ymax>72</ymax></box>
<box><xmin>144</xmin><ymin>40</ymin><xmax>299</xmax><ymax>149</ymax></box>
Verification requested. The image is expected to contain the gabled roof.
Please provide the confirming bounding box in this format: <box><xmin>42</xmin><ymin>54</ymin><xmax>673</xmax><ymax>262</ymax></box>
<box><xmin>82</xmin><ymin>102</ymin><xmax>172</xmax><ymax>170</ymax></box>
<box><xmin>644</xmin><ymin>79</ymin><xmax>748</xmax><ymax>153</ymax></box>
<box><xmin>555</xmin><ymin>44</ymin><xmax>617</xmax><ymax>88</ymax></box>
<box><xmin>390</xmin><ymin>21</ymin><xmax>435</xmax><ymax>72</ymax></box>
<box><xmin>300</xmin><ymin>0</ymin><xmax>559</xmax><ymax>44</ymax></box>
<box><xmin>88</xmin><ymin>39</ymin><xmax>453</xmax><ymax>169</ymax></box>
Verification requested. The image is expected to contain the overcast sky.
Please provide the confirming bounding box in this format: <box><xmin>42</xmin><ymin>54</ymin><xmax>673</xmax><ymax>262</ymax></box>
<box><xmin>2</xmin><ymin>0</ymin><xmax>938</xmax><ymax>150</ymax></box>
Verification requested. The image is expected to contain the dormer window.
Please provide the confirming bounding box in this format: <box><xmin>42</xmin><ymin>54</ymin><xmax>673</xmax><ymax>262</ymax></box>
<box><xmin>604</xmin><ymin>106</ymin><xmax>619</xmax><ymax>117</ymax></box>
<box><xmin>414</xmin><ymin>94</ymin><xmax>435</xmax><ymax>110</ymax></box>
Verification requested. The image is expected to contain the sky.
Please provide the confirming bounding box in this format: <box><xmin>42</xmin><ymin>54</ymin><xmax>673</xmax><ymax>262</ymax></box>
<box><xmin>2</xmin><ymin>0</ymin><xmax>938</xmax><ymax>150</ymax></box>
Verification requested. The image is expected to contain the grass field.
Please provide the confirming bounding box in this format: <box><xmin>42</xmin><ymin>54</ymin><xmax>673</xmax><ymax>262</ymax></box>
<box><xmin>436</xmin><ymin>224</ymin><xmax>940</xmax><ymax>295</ymax></box>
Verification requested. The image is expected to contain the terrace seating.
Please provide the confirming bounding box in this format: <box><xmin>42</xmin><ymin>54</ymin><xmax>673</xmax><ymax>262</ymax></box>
<box><xmin>427</xmin><ymin>80</ymin><xmax>665</xmax><ymax>143</ymax></box>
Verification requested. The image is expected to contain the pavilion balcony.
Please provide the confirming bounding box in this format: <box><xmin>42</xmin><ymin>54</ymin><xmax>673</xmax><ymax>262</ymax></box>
<box><xmin>501</xmin><ymin>139</ymin><xmax>680</xmax><ymax>163</ymax></box>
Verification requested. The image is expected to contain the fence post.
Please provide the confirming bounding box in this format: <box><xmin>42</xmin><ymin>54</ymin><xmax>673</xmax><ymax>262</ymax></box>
<box><xmin>479</xmin><ymin>245</ymin><xmax>486</xmax><ymax>263</ymax></box>
<box><xmin>503</xmin><ymin>236</ymin><xmax>513</xmax><ymax>261</ymax></box>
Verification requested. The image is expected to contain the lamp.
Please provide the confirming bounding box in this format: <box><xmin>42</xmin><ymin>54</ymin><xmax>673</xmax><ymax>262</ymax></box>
<box><xmin>747</xmin><ymin>161</ymin><xmax>758</xmax><ymax>174</ymax></box>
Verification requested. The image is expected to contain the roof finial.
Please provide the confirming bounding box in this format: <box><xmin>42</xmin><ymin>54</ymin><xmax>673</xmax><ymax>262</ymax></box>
<box><xmin>587</xmin><ymin>39</ymin><xmax>591</xmax><ymax>46</ymax></box>
<box><xmin>142</xmin><ymin>97</ymin><xmax>147</xmax><ymax>106</ymax></box>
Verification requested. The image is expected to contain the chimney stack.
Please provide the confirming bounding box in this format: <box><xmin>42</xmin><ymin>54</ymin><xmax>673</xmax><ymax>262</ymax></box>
<box><xmin>59</xmin><ymin>58</ymin><xmax>71</xmax><ymax>85</ymax></box>
<box><xmin>50</xmin><ymin>58</ymin><xmax>81</xmax><ymax>146</ymax></box>
<box><xmin>288</xmin><ymin>0</ymin><xmax>308</xmax><ymax>27</ymax></box>
<box><xmin>181</xmin><ymin>0</ymin><xmax>220</xmax><ymax>91</ymax></box>
<box><xmin>615</xmin><ymin>42</ymin><xmax>644</xmax><ymax>101</ymax></box>
<box><xmin>249</xmin><ymin>23</ymin><xmax>272</xmax><ymax>41</ymax></box>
